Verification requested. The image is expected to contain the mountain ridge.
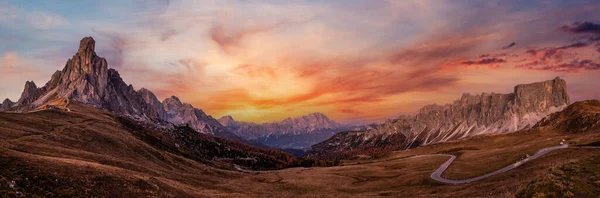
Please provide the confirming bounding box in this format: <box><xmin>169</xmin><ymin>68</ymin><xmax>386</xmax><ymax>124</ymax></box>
<box><xmin>218</xmin><ymin>112</ymin><xmax>352</xmax><ymax>149</ymax></box>
<box><xmin>306</xmin><ymin>77</ymin><xmax>570</xmax><ymax>159</ymax></box>
<box><xmin>4</xmin><ymin>37</ymin><xmax>239</xmax><ymax>140</ymax></box>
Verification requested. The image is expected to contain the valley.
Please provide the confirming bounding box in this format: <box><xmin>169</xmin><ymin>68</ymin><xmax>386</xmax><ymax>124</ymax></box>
<box><xmin>0</xmin><ymin>99</ymin><xmax>598</xmax><ymax>197</ymax></box>
<box><xmin>0</xmin><ymin>12</ymin><xmax>599</xmax><ymax>196</ymax></box>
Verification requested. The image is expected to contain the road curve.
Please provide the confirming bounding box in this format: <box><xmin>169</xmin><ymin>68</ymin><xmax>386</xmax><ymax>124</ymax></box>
<box><xmin>235</xmin><ymin>144</ymin><xmax>599</xmax><ymax>185</ymax></box>
<box><xmin>234</xmin><ymin>164</ymin><xmax>311</xmax><ymax>173</ymax></box>
<box><xmin>429</xmin><ymin>144</ymin><xmax>569</xmax><ymax>184</ymax></box>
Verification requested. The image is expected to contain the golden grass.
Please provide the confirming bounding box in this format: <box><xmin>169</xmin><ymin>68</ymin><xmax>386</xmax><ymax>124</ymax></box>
<box><xmin>1</xmin><ymin>102</ymin><xmax>599</xmax><ymax>197</ymax></box>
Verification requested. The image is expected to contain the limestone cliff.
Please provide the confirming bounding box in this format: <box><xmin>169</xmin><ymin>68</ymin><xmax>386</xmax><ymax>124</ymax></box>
<box><xmin>307</xmin><ymin>78</ymin><xmax>570</xmax><ymax>158</ymax></box>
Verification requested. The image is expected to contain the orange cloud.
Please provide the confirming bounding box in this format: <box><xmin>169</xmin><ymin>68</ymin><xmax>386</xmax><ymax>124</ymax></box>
<box><xmin>209</xmin><ymin>21</ymin><xmax>284</xmax><ymax>55</ymax></box>
<box><xmin>195</xmin><ymin>28</ymin><xmax>504</xmax><ymax>122</ymax></box>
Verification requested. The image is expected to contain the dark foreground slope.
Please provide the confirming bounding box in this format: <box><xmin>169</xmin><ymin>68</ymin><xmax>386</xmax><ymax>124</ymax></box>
<box><xmin>0</xmin><ymin>102</ymin><xmax>330</xmax><ymax>197</ymax></box>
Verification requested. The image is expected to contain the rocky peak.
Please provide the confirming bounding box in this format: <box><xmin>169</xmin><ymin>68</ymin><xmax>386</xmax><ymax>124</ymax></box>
<box><xmin>219</xmin><ymin>115</ymin><xmax>236</xmax><ymax>123</ymax></box>
<box><xmin>61</xmin><ymin>37</ymin><xmax>108</xmax><ymax>87</ymax></box>
<box><xmin>1</xmin><ymin>98</ymin><xmax>14</xmax><ymax>110</ymax></box>
<box><xmin>137</xmin><ymin>88</ymin><xmax>165</xmax><ymax>118</ymax></box>
<box><xmin>16</xmin><ymin>81</ymin><xmax>40</xmax><ymax>105</ymax></box>
<box><xmin>307</xmin><ymin>112</ymin><xmax>327</xmax><ymax>119</ymax></box>
<box><xmin>77</xmin><ymin>37</ymin><xmax>96</xmax><ymax>55</ymax></box>
<box><xmin>137</xmin><ymin>88</ymin><xmax>159</xmax><ymax>102</ymax></box>
<box><xmin>164</xmin><ymin>96</ymin><xmax>181</xmax><ymax>103</ymax></box>
<box><xmin>163</xmin><ymin>96</ymin><xmax>184</xmax><ymax>109</ymax></box>
<box><xmin>219</xmin><ymin>112</ymin><xmax>349</xmax><ymax>149</ymax></box>
<box><xmin>308</xmin><ymin>77</ymin><xmax>572</xmax><ymax>159</ymax></box>
<box><xmin>513</xmin><ymin>77</ymin><xmax>569</xmax><ymax>115</ymax></box>
<box><xmin>10</xmin><ymin>36</ymin><xmax>240</xmax><ymax>141</ymax></box>
<box><xmin>296</xmin><ymin>112</ymin><xmax>337</xmax><ymax>126</ymax></box>
<box><xmin>2</xmin><ymin>98</ymin><xmax>12</xmax><ymax>104</ymax></box>
<box><xmin>22</xmin><ymin>81</ymin><xmax>37</xmax><ymax>96</ymax></box>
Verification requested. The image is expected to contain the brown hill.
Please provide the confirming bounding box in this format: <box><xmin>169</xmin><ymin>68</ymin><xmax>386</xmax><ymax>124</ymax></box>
<box><xmin>0</xmin><ymin>102</ymin><xmax>331</xmax><ymax>197</ymax></box>
<box><xmin>533</xmin><ymin>100</ymin><xmax>600</xmax><ymax>133</ymax></box>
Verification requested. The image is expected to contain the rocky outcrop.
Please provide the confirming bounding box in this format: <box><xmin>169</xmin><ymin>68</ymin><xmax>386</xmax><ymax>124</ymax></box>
<box><xmin>0</xmin><ymin>99</ymin><xmax>14</xmax><ymax>111</ymax></box>
<box><xmin>307</xmin><ymin>78</ymin><xmax>570</xmax><ymax>159</ymax></box>
<box><xmin>218</xmin><ymin>113</ymin><xmax>351</xmax><ymax>149</ymax></box>
<box><xmin>162</xmin><ymin>96</ymin><xmax>239</xmax><ymax>140</ymax></box>
<box><xmin>15</xmin><ymin>81</ymin><xmax>46</xmax><ymax>108</ymax></box>
<box><xmin>137</xmin><ymin>88</ymin><xmax>166</xmax><ymax>119</ymax></box>
<box><xmin>11</xmin><ymin>37</ymin><xmax>239</xmax><ymax>140</ymax></box>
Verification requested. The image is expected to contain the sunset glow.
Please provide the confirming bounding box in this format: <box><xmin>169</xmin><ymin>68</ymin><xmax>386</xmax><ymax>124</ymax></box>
<box><xmin>1</xmin><ymin>0</ymin><xmax>599</xmax><ymax>123</ymax></box>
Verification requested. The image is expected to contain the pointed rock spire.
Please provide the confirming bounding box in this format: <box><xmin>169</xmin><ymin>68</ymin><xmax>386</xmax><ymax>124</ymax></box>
<box><xmin>77</xmin><ymin>37</ymin><xmax>96</xmax><ymax>55</ymax></box>
<box><xmin>18</xmin><ymin>81</ymin><xmax>38</xmax><ymax>102</ymax></box>
<box><xmin>64</xmin><ymin>37</ymin><xmax>107</xmax><ymax>79</ymax></box>
<box><xmin>9</xmin><ymin>36</ymin><xmax>240</xmax><ymax>141</ymax></box>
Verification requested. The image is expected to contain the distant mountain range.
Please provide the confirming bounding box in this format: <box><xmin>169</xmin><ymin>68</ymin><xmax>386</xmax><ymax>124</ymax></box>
<box><xmin>1</xmin><ymin>37</ymin><xmax>239</xmax><ymax>140</ymax></box>
<box><xmin>218</xmin><ymin>113</ymin><xmax>355</xmax><ymax>149</ymax></box>
<box><xmin>306</xmin><ymin>77</ymin><xmax>571</xmax><ymax>159</ymax></box>
<box><xmin>0</xmin><ymin>37</ymin><xmax>576</xmax><ymax>161</ymax></box>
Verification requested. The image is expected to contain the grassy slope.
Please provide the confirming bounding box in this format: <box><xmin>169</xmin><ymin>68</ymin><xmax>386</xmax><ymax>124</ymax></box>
<box><xmin>0</xmin><ymin>102</ymin><xmax>244</xmax><ymax>197</ymax></box>
<box><xmin>0</xmin><ymin>101</ymin><xmax>598</xmax><ymax>197</ymax></box>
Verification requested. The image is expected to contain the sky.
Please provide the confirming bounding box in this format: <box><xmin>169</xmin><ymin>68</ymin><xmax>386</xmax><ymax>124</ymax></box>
<box><xmin>1</xmin><ymin>0</ymin><xmax>600</xmax><ymax>124</ymax></box>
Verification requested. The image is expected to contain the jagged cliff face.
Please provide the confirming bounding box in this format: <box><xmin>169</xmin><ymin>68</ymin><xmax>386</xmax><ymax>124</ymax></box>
<box><xmin>218</xmin><ymin>113</ymin><xmax>349</xmax><ymax>149</ymax></box>
<box><xmin>307</xmin><ymin>78</ymin><xmax>570</xmax><ymax>158</ymax></box>
<box><xmin>8</xmin><ymin>37</ymin><xmax>239</xmax><ymax>140</ymax></box>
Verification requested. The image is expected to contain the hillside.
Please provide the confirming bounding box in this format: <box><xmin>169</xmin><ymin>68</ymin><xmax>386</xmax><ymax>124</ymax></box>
<box><xmin>1</xmin><ymin>99</ymin><xmax>598</xmax><ymax>197</ymax></box>
<box><xmin>0</xmin><ymin>101</ymin><xmax>339</xmax><ymax>197</ymax></box>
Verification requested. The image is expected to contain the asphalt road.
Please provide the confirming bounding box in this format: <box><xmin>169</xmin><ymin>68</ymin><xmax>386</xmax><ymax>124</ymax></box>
<box><xmin>236</xmin><ymin>144</ymin><xmax>599</xmax><ymax>185</ymax></box>
<box><xmin>428</xmin><ymin>144</ymin><xmax>569</xmax><ymax>184</ymax></box>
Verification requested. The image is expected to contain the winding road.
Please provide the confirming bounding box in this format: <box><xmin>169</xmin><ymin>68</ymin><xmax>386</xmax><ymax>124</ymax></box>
<box><xmin>428</xmin><ymin>144</ymin><xmax>569</xmax><ymax>184</ymax></box>
<box><xmin>236</xmin><ymin>144</ymin><xmax>599</xmax><ymax>185</ymax></box>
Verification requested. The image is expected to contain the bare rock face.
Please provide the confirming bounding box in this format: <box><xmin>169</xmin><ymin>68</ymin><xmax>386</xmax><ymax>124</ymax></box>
<box><xmin>161</xmin><ymin>96</ymin><xmax>237</xmax><ymax>139</ymax></box>
<box><xmin>137</xmin><ymin>88</ymin><xmax>166</xmax><ymax>119</ymax></box>
<box><xmin>11</xmin><ymin>37</ymin><xmax>239</xmax><ymax>140</ymax></box>
<box><xmin>218</xmin><ymin>113</ymin><xmax>350</xmax><ymax>149</ymax></box>
<box><xmin>307</xmin><ymin>78</ymin><xmax>570</xmax><ymax>159</ymax></box>
<box><xmin>0</xmin><ymin>99</ymin><xmax>14</xmax><ymax>111</ymax></box>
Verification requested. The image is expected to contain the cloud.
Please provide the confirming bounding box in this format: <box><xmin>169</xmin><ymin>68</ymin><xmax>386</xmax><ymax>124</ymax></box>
<box><xmin>28</xmin><ymin>11</ymin><xmax>68</xmax><ymax>29</ymax></box>
<box><xmin>0</xmin><ymin>52</ymin><xmax>46</xmax><ymax>100</ymax></box>
<box><xmin>209</xmin><ymin>22</ymin><xmax>284</xmax><ymax>54</ymax></box>
<box><xmin>512</xmin><ymin>40</ymin><xmax>594</xmax><ymax>72</ymax></box>
<box><xmin>461</xmin><ymin>57</ymin><xmax>506</xmax><ymax>65</ymax></box>
<box><xmin>520</xmin><ymin>41</ymin><xmax>590</xmax><ymax>63</ymax></box>
<box><xmin>503</xmin><ymin>42</ymin><xmax>516</xmax><ymax>49</ymax></box>
<box><xmin>443</xmin><ymin>56</ymin><xmax>507</xmax><ymax>69</ymax></box>
<box><xmin>559</xmin><ymin>21</ymin><xmax>600</xmax><ymax>34</ymax></box>
<box><xmin>4</xmin><ymin>0</ymin><xmax>600</xmax><ymax>122</ymax></box>
<box><xmin>515</xmin><ymin>59</ymin><xmax>600</xmax><ymax>73</ymax></box>
<box><xmin>0</xmin><ymin>3</ymin><xmax>67</xmax><ymax>30</ymax></box>
<box><xmin>94</xmin><ymin>31</ymin><xmax>133</xmax><ymax>69</ymax></box>
<box><xmin>0</xmin><ymin>52</ymin><xmax>37</xmax><ymax>73</ymax></box>
<box><xmin>338</xmin><ymin>108</ymin><xmax>364</xmax><ymax>115</ymax></box>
